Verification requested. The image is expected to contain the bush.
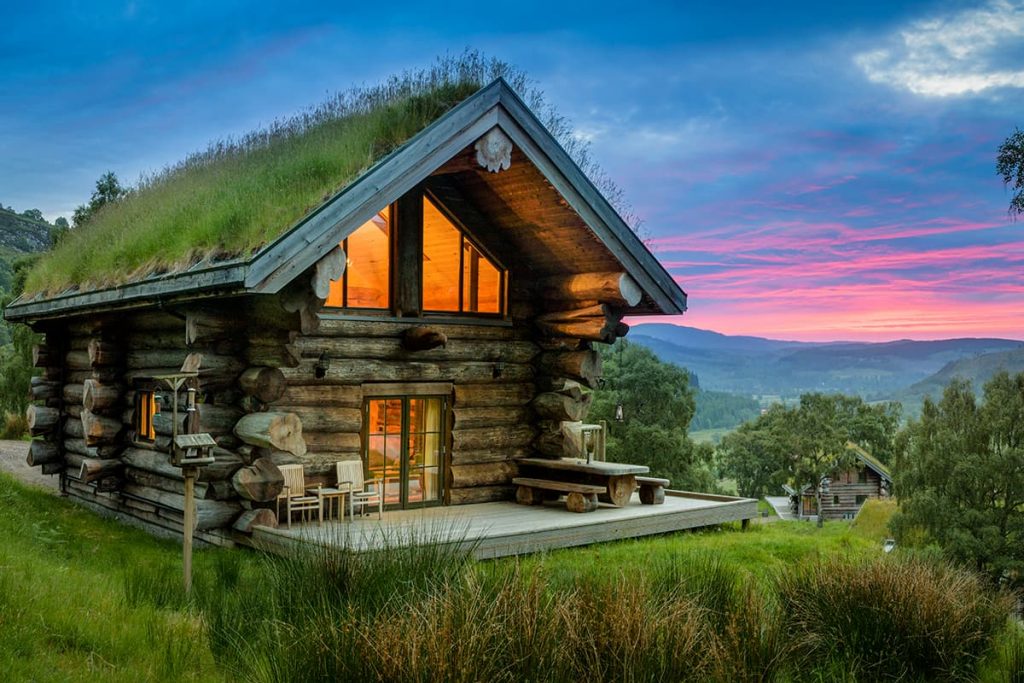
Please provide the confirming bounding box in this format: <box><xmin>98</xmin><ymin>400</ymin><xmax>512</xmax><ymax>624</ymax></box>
<box><xmin>776</xmin><ymin>555</ymin><xmax>1014</xmax><ymax>680</ymax></box>
<box><xmin>0</xmin><ymin>412</ymin><xmax>27</xmax><ymax>440</ymax></box>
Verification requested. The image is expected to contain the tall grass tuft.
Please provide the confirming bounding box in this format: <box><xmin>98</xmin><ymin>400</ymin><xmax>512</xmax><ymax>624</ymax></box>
<box><xmin>777</xmin><ymin>555</ymin><xmax>1014</xmax><ymax>681</ymax></box>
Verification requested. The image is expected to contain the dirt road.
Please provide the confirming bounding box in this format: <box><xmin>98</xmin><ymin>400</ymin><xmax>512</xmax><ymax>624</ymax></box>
<box><xmin>0</xmin><ymin>440</ymin><xmax>59</xmax><ymax>493</ymax></box>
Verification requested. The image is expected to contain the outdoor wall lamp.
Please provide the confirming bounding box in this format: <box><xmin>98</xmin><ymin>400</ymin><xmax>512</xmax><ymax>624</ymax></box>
<box><xmin>315</xmin><ymin>351</ymin><xmax>331</xmax><ymax>379</ymax></box>
<box><xmin>615</xmin><ymin>403</ymin><xmax>624</xmax><ymax>422</ymax></box>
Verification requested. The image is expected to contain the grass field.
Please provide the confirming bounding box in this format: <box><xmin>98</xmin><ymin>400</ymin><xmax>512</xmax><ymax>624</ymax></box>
<box><xmin>0</xmin><ymin>472</ymin><xmax>1020</xmax><ymax>681</ymax></box>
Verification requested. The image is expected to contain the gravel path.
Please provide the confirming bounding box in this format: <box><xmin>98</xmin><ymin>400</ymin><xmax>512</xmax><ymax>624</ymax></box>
<box><xmin>0</xmin><ymin>440</ymin><xmax>59</xmax><ymax>493</ymax></box>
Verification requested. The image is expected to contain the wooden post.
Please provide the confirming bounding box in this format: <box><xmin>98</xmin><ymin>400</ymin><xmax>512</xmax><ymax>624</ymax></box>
<box><xmin>394</xmin><ymin>187</ymin><xmax>423</xmax><ymax>317</ymax></box>
<box><xmin>182</xmin><ymin>465</ymin><xmax>197</xmax><ymax>594</ymax></box>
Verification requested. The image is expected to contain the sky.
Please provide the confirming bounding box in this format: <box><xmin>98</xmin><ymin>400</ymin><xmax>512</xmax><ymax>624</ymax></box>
<box><xmin>1</xmin><ymin>0</ymin><xmax>1023</xmax><ymax>342</ymax></box>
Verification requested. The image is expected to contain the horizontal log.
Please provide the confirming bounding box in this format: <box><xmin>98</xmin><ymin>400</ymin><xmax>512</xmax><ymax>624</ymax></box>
<box><xmin>65</xmin><ymin>350</ymin><xmax>92</xmax><ymax>371</ymax></box>
<box><xmin>41</xmin><ymin>462</ymin><xmax>65</xmax><ymax>475</ymax></box>
<box><xmin>231</xmin><ymin>458</ymin><xmax>284</xmax><ymax>502</ymax></box>
<box><xmin>316</xmin><ymin>318</ymin><xmax>526</xmax><ymax>341</ymax></box>
<box><xmin>125</xmin><ymin>329</ymin><xmax>188</xmax><ymax>350</ymax></box>
<box><xmin>536</xmin><ymin>351</ymin><xmax>602</xmax><ymax>389</ymax></box>
<box><xmin>238</xmin><ymin>366</ymin><xmax>286</xmax><ymax>403</ymax></box>
<box><xmin>63</xmin><ymin>418</ymin><xmax>84</xmax><ymax>439</ymax></box>
<box><xmin>233</xmin><ymin>508</ymin><xmax>278</xmax><ymax>534</ymax></box>
<box><xmin>280</xmin><ymin>359</ymin><xmax>533</xmax><ymax>385</ymax></box>
<box><xmin>87</xmin><ymin>339</ymin><xmax>122</xmax><ymax>367</ymax></box>
<box><xmin>122</xmin><ymin>447</ymin><xmax>243</xmax><ymax>482</ymax></box>
<box><xmin>287</xmin><ymin>407</ymin><xmax>361</xmax><ymax>434</ymax></box>
<box><xmin>64</xmin><ymin>438</ymin><xmax>99</xmax><ymax>458</ymax></box>
<box><xmin>121</xmin><ymin>484</ymin><xmax>241</xmax><ymax>530</ymax></box>
<box><xmin>451</xmin><ymin>406</ymin><xmax>531</xmax><ymax>430</ymax></box>
<box><xmin>449</xmin><ymin>461</ymin><xmax>517</xmax><ymax>488</ymax></box>
<box><xmin>292</xmin><ymin>336</ymin><xmax>538</xmax><ymax>364</ymax></box>
<box><xmin>246</xmin><ymin>342</ymin><xmax>301</xmax><ymax>369</ymax></box>
<box><xmin>123</xmin><ymin>467</ymin><xmax>233</xmax><ymax>500</ymax></box>
<box><xmin>65</xmin><ymin>453</ymin><xmax>122</xmax><ymax>483</ymax></box>
<box><xmin>538</xmin><ymin>272</ymin><xmax>642</xmax><ymax>308</ymax></box>
<box><xmin>302</xmin><ymin>431</ymin><xmax>361</xmax><ymax>453</ymax></box>
<box><xmin>537</xmin><ymin>377</ymin><xmax>585</xmax><ymax>401</ymax></box>
<box><xmin>535</xmin><ymin>304</ymin><xmax>612</xmax><ymax>323</ymax></box>
<box><xmin>452</xmin><ymin>424</ymin><xmax>535</xmax><ymax>452</ymax></box>
<box><xmin>27</xmin><ymin>405</ymin><xmax>60</xmax><ymax>435</ymax></box>
<box><xmin>81</xmin><ymin>409</ymin><xmax>123</xmax><ymax>445</ymax></box>
<box><xmin>33</xmin><ymin>343</ymin><xmax>56</xmax><ymax>368</ymax></box>
<box><xmin>275</xmin><ymin>385</ymin><xmax>363</xmax><ymax>408</ymax></box>
<box><xmin>29</xmin><ymin>378</ymin><xmax>60</xmax><ymax>402</ymax></box>
<box><xmin>66</xmin><ymin>368</ymin><xmax>119</xmax><ymax>384</ymax></box>
<box><xmin>186</xmin><ymin>310</ymin><xmax>243</xmax><ymax>346</ymax></box>
<box><xmin>62</xmin><ymin>383</ymin><xmax>84</xmax><ymax>405</ymax></box>
<box><xmin>535</xmin><ymin>317</ymin><xmax>618</xmax><ymax>343</ymax></box>
<box><xmin>452</xmin><ymin>383</ymin><xmax>534</xmax><ymax>408</ymax></box>
<box><xmin>450</xmin><ymin>447</ymin><xmax>530</xmax><ymax>466</ymax></box>
<box><xmin>83</xmin><ymin>379</ymin><xmax>123</xmax><ymax>413</ymax></box>
<box><xmin>234</xmin><ymin>412</ymin><xmax>306</xmax><ymax>457</ymax></box>
<box><xmin>149</xmin><ymin>403</ymin><xmax>243</xmax><ymax>438</ymax></box>
<box><xmin>27</xmin><ymin>440</ymin><xmax>61</xmax><ymax>467</ymax></box>
<box><xmin>448</xmin><ymin>485</ymin><xmax>513</xmax><ymax>505</ymax></box>
<box><xmin>531</xmin><ymin>392</ymin><xmax>590</xmax><ymax>422</ymax></box>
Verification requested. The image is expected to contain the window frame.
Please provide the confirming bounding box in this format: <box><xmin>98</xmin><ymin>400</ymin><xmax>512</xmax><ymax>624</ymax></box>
<box><xmin>134</xmin><ymin>390</ymin><xmax>158</xmax><ymax>443</ymax></box>
<box><xmin>328</xmin><ymin>205</ymin><xmax>394</xmax><ymax>313</ymax></box>
<box><xmin>421</xmin><ymin>191</ymin><xmax>508</xmax><ymax>318</ymax></box>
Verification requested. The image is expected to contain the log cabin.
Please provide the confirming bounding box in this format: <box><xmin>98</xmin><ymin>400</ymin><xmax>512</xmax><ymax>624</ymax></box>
<box><xmin>5</xmin><ymin>78</ymin><xmax>688</xmax><ymax>545</ymax></box>
<box><xmin>794</xmin><ymin>443</ymin><xmax>892</xmax><ymax>521</ymax></box>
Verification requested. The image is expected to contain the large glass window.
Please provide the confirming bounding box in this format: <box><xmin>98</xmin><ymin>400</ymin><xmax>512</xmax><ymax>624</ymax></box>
<box><xmin>326</xmin><ymin>206</ymin><xmax>391</xmax><ymax>309</ymax></box>
<box><xmin>422</xmin><ymin>196</ymin><xmax>503</xmax><ymax>314</ymax></box>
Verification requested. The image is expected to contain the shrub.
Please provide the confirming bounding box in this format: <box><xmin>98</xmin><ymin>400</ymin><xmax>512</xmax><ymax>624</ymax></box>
<box><xmin>0</xmin><ymin>412</ymin><xmax>27</xmax><ymax>439</ymax></box>
<box><xmin>777</xmin><ymin>555</ymin><xmax>1014</xmax><ymax>680</ymax></box>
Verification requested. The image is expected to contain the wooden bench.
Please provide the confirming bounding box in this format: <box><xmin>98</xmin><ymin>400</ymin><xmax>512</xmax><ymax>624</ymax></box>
<box><xmin>636</xmin><ymin>476</ymin><xmax>670</xmax><ymax>505</ymax></box>
<box><xmin>512</xmin><ymin>477</ymin><xmax>606</xmax><ymax>513</ymax></box>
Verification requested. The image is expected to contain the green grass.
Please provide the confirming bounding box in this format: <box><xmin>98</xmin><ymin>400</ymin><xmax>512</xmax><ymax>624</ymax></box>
<box><xmin>850</xmin><ymin>497</ymin><xmax>897</xmax><ymax>543</ymax></box>
<box><xmin>0</xmin><ymin>471</ymin><xmax>1019</xmax><ymax>681</ymax></box>
<box><xmin>690</xmin><ymin>426</ymin><xmax>734</xmax><ymax>445</ymax></box>
<box><xmin>0</xmin><ymin>472</ymin><xmax>222</xmax><ymax>681</ymax></box>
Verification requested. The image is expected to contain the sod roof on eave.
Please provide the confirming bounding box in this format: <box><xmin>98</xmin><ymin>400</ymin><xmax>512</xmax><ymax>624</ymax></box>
<box><xmin>22</xmin><ymin>81</ymin><xmax>484</xmax><ymax>298</ymax></box>
<box><xmin>846</xmin><ymin>442</ymin><xmax>892</xmax><ymax>481</ymax></box>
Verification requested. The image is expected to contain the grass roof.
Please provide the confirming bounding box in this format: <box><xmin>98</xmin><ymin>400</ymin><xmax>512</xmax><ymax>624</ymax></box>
<box><xmin>29</xmin><ymin>52</ymin><xmax>636</xmax><ymax>297</ymax></box>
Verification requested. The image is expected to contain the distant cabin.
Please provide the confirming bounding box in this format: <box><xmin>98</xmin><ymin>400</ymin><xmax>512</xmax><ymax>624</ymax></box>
<box><xmin>794</xmin><ymin>443</ymin><xmax>892</xmax><ymax>521</ymax></box>
<box><xmin>5</xmin><ymin>79</ymin><xmax>687</xmax><ymax>544</ymax></box>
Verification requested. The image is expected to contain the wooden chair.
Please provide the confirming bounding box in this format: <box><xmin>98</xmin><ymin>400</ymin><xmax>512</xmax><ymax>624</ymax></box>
<box><xmin>336</xmin><ymin>460</ymin><xmax>383</xmax><ymax>521</ymax></box>
<box><xmin>276</xmin><ymin>463</ymin><xmax>322</xmax><ymax>528</ymax></box>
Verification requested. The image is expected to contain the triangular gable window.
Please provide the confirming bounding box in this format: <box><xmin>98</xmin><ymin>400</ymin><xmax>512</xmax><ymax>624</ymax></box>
<box><xmin>325</xmin><ymin>206</ymin><xmax>391</xmax><ymax>309</ymax></box>
<box><xmin>422</xmin><ymin>196</ymin><xmax>504</xmax><ymax>315</ymax></box>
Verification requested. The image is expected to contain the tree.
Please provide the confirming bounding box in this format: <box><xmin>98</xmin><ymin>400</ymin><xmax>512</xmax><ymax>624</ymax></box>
<box><xmin>72</xmin><ymin>171</ymin><xmax>126</xmax><ymax>228</ymax></box>
<box><xmin>997</xmin><ymin>128</ymin><xmax>1024</xmax><ymax>219</ymax></box>
<box><xmin>0</xmin><ymin>256</ymin><xmax>41</xmax><ymax>423</ymax></box>
<box><xmin>717</xmin><ymin>393</ymin><xmax>900</xmax><ymax>515</ymax></box>
<box><xmin>20</xmin><ymin>208</ymin><xmax>43</xmax><ymax>221</ymax></box>
<box><xmin>590</xmin><ymin>340</ymin><xmax>717</xmax><ymax>490</ymax></box>
<box><xmin>891</xmin><ymin>373</ymin><xmax>1024</xmax><ymax>587</ymax></box>
<box><xmin>718</xmin><ymin>405</ymin><xmax>791</xmax><ymax>498</ymax></box>
<box><xmin>49</xmin><ymin>216</ymin><xmax>70</xmax><ymax>246</ymax></box>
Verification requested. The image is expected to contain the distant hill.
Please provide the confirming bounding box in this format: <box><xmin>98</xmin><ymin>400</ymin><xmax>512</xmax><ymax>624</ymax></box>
<box><xmin>630</xmin><ymin>323</ymin><xmax>1022</xmax><ymax>401</ymax></box>
<box><xmin>894</xmin><ymin>346</ymin><xmax>1024</xmax><ymax>417</ymax></box>
<box><xmin>0</xmin><ymin>208</ymin><xmax>53</xmax><ymax>253</ymax></box>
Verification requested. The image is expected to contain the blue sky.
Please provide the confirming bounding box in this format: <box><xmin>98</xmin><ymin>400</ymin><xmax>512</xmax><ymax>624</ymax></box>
<box><xmin>2</xmin><ymin>0</ymin><xmax>1023</xmax><ymax>340</ymax></box>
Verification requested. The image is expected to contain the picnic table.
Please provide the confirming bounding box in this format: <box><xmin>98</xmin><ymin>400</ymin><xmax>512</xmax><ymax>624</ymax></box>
<box><xmin>515</xmin><ymin>457</ymin><xmax>649</xmax><ymax>507</ymax></box>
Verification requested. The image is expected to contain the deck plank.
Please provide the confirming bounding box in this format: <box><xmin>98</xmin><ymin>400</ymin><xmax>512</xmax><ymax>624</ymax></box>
<box><xmin>246</xmin><ymin>491</ymin><xmax>758</xmax><ymax>559</ymax></box>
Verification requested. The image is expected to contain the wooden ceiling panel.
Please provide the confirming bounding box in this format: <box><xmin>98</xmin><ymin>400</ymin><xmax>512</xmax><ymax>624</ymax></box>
<box><xmin>430</xmin><ymin>146</ymin><xmax>624</xmax><ymax>280</ymax></box>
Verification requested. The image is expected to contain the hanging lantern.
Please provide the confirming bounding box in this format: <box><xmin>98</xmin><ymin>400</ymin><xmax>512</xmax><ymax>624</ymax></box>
<box><xmin>615</xmin><ymin>403</ymin><xmax>624</xmax><ymax>422</ymax></box>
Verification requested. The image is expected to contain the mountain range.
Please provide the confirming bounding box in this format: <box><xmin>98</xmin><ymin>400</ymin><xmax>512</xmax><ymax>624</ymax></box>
<box><xmin>630</xmin><ymin>323</ymin><xmax>1024</xmax><ymax>413</ymax></box>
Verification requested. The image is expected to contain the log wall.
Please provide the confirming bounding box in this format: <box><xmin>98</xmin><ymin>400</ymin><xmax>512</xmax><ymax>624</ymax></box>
<box><xmin>819</xmin><ymin>468</ymin><xmax>888</xmax><ymax>521</ymax></box>
<box><xmin>22</xmin><ymin>255</ymin><xmax>636</xmax><ymax>534</ymax></box>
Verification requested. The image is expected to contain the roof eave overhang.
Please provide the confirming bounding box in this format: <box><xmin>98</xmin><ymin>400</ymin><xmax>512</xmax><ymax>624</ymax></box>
<box><xmin>3</xmin><ymin>262</ymin><xmax>248</xmax><ymax>324</ymax></box>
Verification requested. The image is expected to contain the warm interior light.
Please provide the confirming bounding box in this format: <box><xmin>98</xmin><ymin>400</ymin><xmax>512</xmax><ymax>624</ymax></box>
<box><xmin>422</xmin><ymin>196</ymin><xmax>502</xmax><ymax>314</ymax></box>
<box><xmin>326</xmin><ymin>206</ymin><xmax>390</xmax><ymax>308</ymax></box>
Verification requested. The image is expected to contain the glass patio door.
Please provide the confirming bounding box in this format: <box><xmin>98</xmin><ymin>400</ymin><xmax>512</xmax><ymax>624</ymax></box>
<box><xmin>364</xmin><ymin>396</ymin><xmax>445</xmax><ymax>509</ymax></box>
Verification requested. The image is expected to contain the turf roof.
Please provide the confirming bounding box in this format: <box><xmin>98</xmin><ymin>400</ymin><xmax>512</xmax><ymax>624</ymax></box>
<box><xmin>24</xmin><ymin>56</ymin><xmax>523</xmax><ymax>296</ymax></box>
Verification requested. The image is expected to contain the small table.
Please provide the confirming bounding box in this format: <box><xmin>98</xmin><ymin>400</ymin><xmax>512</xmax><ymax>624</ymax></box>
<box><xmin>313</xmin><ymin>487</ymin><xmax>347</xmax><ymax>521</ymax></box>
<box><xmin>516</xmin><ymin>458</ymin><xmax>649</xmax><ymax>507</ymax></box>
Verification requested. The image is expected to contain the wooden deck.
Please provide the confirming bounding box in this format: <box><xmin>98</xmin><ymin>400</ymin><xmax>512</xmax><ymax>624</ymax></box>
<box><xmin>245</xmin><ymin>490</ymin><xmax>758</xmax><ymax>559</ymax></box>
